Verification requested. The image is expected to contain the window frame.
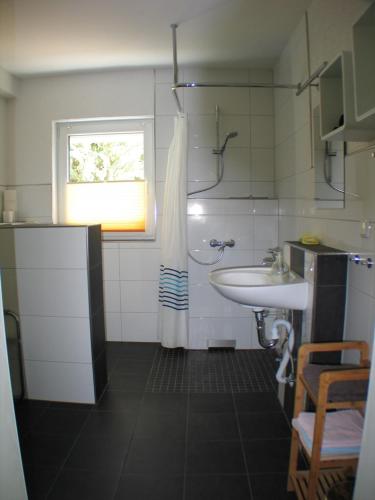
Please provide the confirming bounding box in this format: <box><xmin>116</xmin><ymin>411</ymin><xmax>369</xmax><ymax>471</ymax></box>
<box><xmin>53</xmin><ymin>116</ymin><xmax>156</xmax><ymax>241</ymax></box>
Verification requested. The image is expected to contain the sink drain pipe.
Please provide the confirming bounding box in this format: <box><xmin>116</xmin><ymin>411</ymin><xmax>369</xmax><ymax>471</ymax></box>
<box><xmin>253</xmin><ymin>308</ymin><xmax>278</xmax><ymax>349</ymax></box>
<box><xmin>252</xmin><ymin>309</ymin><xmax>295</xmax><ymax>386</ymax></box>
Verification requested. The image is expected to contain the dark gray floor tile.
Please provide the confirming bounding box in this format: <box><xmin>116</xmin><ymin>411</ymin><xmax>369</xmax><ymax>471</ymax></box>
<box><xmin>21</xmin><ymin>433</ymin><xmax>76</xmax><ymax>468</ymax></box>
<box><xmin>188</xmin><ymin>412</ymin><xmax>239</xmax><ymax>441</ymax></box>
<box><xmin>189</xmin><ymin>393</ymin><xmax>235</xmax><ymax>413</ymax></box>
<box><xmin>48</xmin><ymin>401</ymin><xmax>94</xmax><ymax>410</ymax></box>
<box><xmin>250</xmin><ymin>473</ymin><xmax>297</xmax><ymax>499</ymax></box>
<box><xmin>135</xmin><ymin>411</ymin><xmax>186</xmax><ymax>440</ymax></box>
<box><xmin>80</xmin><ymin>411</ymin><xmax>137</xmax><ymax>439</ymax></box>
<box><xmin>187</xmin><ymin>441</ymin><xmax>245</xmax><ymax>474</ymax></box>
<box><xmin>15</xmin><ymin>399</ymin><xmax>51</xmax><ymax>409</ymax></box>
<box><xmin>115</xmin><ymin>474</ymin><xmax>184</xmax><ymax>500</ymax></box>
<box><xmin>95</xmin><ymin>390</ymin><xmax>143</xmax><ymax>412</ymax></box>
<box><xmin>185</xmin><ymin>474</ymin><xmax>251</xmax><ymax>500</ymax></box>
<box><xmin>124</xmin><ymin>438</ymin><xmax>185</xmax><ymax>475</ymax></box>
<box><xmin>112</xmin><ymin>360</ymin><xmax>152</xmax><ymax>375</ymax></box>
<box><xmin>32</xmin><ymin>409</ymin><xmax>89</xmax><ymax>436</ymax></box>
<box><xmin>238</xmin><ymin>412</ymin><xmax>290</xmax><ymax>440</ymax></box>
<box><xmin>108</xmin><ymin>372</ymin><xmax>148</xmax><ymax>391</ymax></box>
<box><xmin>24</xmin><ymin>465</ymin><xmax>59</xmax><ymax>500</ymax></box>
<box><xmin>141</xmin><ymin>393</ymin><xmax>188</xmax><ymax>414</ymax></box>
<box><xmin>65</xmin><ymin>435</ymin><xmax>129</xmax><ymax>473</ymax></box>
<box><xmin>15</xmin><ymin>406</ymin><xmax>48</xmax><ymax>436</ymax></box>
<box><xmin>244</xmin><ymin>439</ymin><xmax>291</xmax><ymax>474</ymax></box>
<box><xmin>48</xmin><ymin>468</ymin><xmax>120</xmax><ymax>500</ymax></box>
<box><xmin>234</xmin><ymin>392</ymin><xmax>281</xmax><ymax>413</ymax></box>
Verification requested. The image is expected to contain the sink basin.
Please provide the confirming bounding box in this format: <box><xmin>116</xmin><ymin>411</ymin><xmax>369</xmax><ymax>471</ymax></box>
<box><xmin>208</xmin><ymin>266</ymin><xmax>308</xmax><ymax>310</ymax></box>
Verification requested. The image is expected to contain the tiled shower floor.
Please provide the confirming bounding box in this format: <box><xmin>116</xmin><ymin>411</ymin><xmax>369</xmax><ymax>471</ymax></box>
<box><xmin>15</xmin><ymin>342</ymin><xmax>297</xmax><ymax>500</ymax></box>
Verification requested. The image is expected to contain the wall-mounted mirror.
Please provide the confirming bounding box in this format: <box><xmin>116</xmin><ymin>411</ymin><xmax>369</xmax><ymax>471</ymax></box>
<box><xmin>313</xmin><ymin>105</ymin><xmax>345</xmax><ymax>209</ymax></box>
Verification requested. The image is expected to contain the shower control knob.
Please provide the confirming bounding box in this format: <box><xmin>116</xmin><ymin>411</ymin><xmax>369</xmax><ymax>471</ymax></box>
<box><xmin>209</xmin><ymin>239</ymin><xmax>235</xmax><ymax>248</ymax></box>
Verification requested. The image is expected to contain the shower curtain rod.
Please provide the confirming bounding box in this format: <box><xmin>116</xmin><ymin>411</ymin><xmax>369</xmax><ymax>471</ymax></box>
<box><xmin>170</xmin><ymin>24</ymin><xmax>327</xmax><ymax>113</ymax></box>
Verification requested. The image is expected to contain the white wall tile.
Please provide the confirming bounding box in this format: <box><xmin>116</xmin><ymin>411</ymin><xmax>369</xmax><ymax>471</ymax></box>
<box><xmin>221</xmin><ymin>148</ymin><xmax>251</xmax><ymax>181</ymax></box>
<box><xmin>188</xmin><ymin>147</ymin><xmax>217</xmax><ymax>182</ymax></box>
<box><xmin>105</xmin><ymin>313</ymin><xmax>122</xmax><ymax>341</ymax></box>
<box><xmin>250</xmin><ymin>88</ymin><xmax>274</xmax><ymax>116</ymax></box>
<box><xmin>348</xmin><ymin>260</ymin><xmax>375</xmax><ymax>298</ymax></box>
<box><xmin>253</xmin><ymin>199</ymin><xmax>278</xmax><ymax>216</ymax></box>
<box><xmin>188</xmin><ymin>115</ymin><xmax>216</xmax><ymax>148</ymax></box>
<box><xmin>102</xmin><ymin>248</ymin><xmax>120</xmax><ymax>281</ymax></box>
<box><xmin>121</xmin><ymin>281</ymin><xmax>158</xmax><ymax>313</ymax></box>
<box><xmin>16</xmin><ymin>269</ymin><xmax>89</xmax><ymax>317</ymax></box>
<box><xmin>155</xmin><ymin>83</ymin><xmax>179</xmax><ymax>116</ymax></box>
<box><xmin>249</xmin><ymin>69</ymin><xmax>273</xmax><ymax>84</ymax></box>
<box><xmin>15</xmin><ymin>227</ymin><xmax>87</xmax><ymax>269</ymax></box>
<box><xmin>13</xmin><ymin>184</ymin><xmax>52</xmax><ymax>221</ymax></box>
<box><xmin>189</xmin><ymin>283</ymin><xmax>249</xmax><ymax>318</ymax></box>
<box><xmin>0</xmin><ymin>228</ymin><xmax>16</xmax><ymax>268</ymax></box>
<box><xmin>21</xmin><ymin>316</ymin><xmax>92</xmax><ymax>363</ymax></box>
<box><xmin>220</xmin><ymin>116</ymin><xmax>250</xmax><ymax>147</ymax></box>
<box><xmin>188</xmin><ymin>199</ymin><xmax>253</xmax><ymax>216</ymax></box>
<box><xmin>156</xmin><ymin>149</ymin><xmax>169</xmax><ymax>182</ymax></box>
<box><xmin>184</xmin><ymin>87</ymin><xmax>250</xmax><ymax>115</ymax></box>
<box><xmin>119</xmin><ymin>249</ymin><xmax>160</xmax><ymax>281</ymax></box>
<box><xmin>0</xmin><ymin>269</ymin><xmax>19</xmax><ymax>312</ymax></box>
<box><xmin>122</xmin><ymin>312</ymin><xmax>159</xmax><ymax>342</ymax></box>
<box><xmin>251</xmin><ymin>116</ymin><xmax>274</xmax><ymax>148</ymax></box>
<box><xmin>188</xmin><ymin>215</ymin><xmax>253</xmax><ymax>251</ymax></box>
<box><xmin>251</xmin><ymin>149</ymin><xmax>274</xmax><ymax>181</ymax></box>
<box><xmin>188</xmin><ymin>180</ymin><xmax>252</xmax><ymax>199</ymax></box>
<box><xmin>344</xmin><ymin>287</ymin><xmax>375</xmax><ymax>363</ymax></box>
<box><xmin>188</xmin><ymin>249</ymin><xmax>254</xmax><ymax>284</ymax></box>
<box><xmin>155</xmin><ymin>115</ymin><xmax>175</xmax><ymax>148</ymax></box>
<box><xmin>251</xmin><ymin>181</ymin><xmax>274</xmax><ymax>198</ymax></box>
<box><xmin>189</xmin><ymin>317</ymin><xmax>253</xmax><ymax>349</ymax></box>
<box><xmin>253</xmin><ymin>216</ymin><xmax>278</xmax><ymax>249</ymax></box>
<box><xmin>24</xmin><ymin>360</ymin><xmax>95</xmax><ymax>403</ymax></box>
<box><xmin>183</xmin><ymin>68</ymin><xmax>249</xmax><ymax>84</ymax></box>
<box><xmin>103</xmin><ymin>280</ymin><xmax>121</xmax><ymax>313</ymax></box>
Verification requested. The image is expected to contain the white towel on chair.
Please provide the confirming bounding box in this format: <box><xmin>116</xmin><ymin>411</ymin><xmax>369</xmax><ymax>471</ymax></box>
<box><xmin>292</xmin><ymin>410</ymin><xmax>364</xmax><ymax>455</ymax></box>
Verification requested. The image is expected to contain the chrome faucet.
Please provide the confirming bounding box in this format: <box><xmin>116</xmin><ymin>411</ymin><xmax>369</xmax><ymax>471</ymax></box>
<box><xmin>267</xmin><ymin>247</ymin><xmax>289</xmax><ymax>275</ymax></box>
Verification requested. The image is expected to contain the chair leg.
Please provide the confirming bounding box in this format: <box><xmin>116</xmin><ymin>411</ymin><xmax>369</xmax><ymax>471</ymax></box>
<box><xmin>287</xmin><ymin>428</ymin><xmax>299</xmax><ymax>491</ymax></box>
<box><xmin>288</xmin><ymin>378</ymin><xmax>306</xmax><ymax>491</ymax></box>
<box><xmin>306</xmin><ymin>407</ymin><xmax>326</xmax><ymax>500</ymax></box>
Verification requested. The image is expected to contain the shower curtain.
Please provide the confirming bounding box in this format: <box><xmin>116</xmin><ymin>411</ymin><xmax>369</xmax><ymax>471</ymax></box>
<box><xmin>158</xmin><ymin>113</ymin><xmax>189</xmax><ymax>349</ymax></box>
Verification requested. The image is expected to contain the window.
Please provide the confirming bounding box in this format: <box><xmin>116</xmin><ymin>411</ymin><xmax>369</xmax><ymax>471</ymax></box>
<box><xmin>53</xmin><ymin>117</ymin><xmax>155</xmax><ymax>240</ymax></box>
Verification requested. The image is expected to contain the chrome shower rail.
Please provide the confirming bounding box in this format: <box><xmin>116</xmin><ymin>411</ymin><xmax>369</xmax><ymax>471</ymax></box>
<box><xmin>170</xmin><ymin>24</ymin><xmax>326</xmax><ymax>113</ymax></box>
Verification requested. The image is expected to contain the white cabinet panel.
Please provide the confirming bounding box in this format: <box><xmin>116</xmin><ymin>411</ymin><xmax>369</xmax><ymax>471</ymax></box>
<box><xmin>17</xmin><ymin>269</ymin><xmax>89</xmax><ymax>317</ymax></box>
<box><xmin>24</xmin><ymin>360</ymin><xmax>95</xmax><ymax>403</ymax></box>
<box><xmin>21</xmin><ymin>316</ymin><xmax>92</xmax><ymax>363</ymax></box>
<box><xmin>15</xmin><ymin>227</ymin><xmax>87</xmax><ymax>269</ymax></box>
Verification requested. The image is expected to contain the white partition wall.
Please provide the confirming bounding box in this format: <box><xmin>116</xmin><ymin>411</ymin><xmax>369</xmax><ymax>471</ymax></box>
<box><xmin>0</xmin><ymin>224</ymin><xmax>107</xmax><ymax>404</ymax></box>
<box><xmin>0</xmin><ymin>280</ymin><xmax>27</xmax><ymax>500</ymax></box>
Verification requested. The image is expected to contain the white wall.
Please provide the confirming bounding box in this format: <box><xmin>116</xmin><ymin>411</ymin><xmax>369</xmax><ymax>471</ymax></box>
<box><xmin>0</xmin><ymin>96</ymin><xmax>7</xmax><ymax>210</ymax></box>
<box><xmin>274</xmin><ymin>0</ymin><xmax>375</xmax><ymax>358</ymax></box>
<box><xmin>7</xmin><ymin>66</ymin><xmax>277</xmax><ymax>348</ymax></box>
<box><xmin>0</xmin><ymin>283</ymin><xmax>27</xmax><ymax>500</ymax></box>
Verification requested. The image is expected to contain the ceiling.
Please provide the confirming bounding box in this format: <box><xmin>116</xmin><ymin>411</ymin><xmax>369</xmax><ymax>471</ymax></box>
<box><xmin>0</xmin><ymin>0</ymin><xmax>312</xmax><ymax>76</ymax></box>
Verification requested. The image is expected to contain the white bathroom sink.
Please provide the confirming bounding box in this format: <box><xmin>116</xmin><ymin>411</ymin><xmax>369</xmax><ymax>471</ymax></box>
<box><xmin>208</xmin><ymin>266</ymin><xmax>308</xmax><ymax>310</ymax></box>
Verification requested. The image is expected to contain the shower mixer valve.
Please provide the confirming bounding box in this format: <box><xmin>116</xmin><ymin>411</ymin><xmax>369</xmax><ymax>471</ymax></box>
<box><xmin>209</xmin><ymin>239</ymin><xmax>235</xmax><ymax>249</ymax></box>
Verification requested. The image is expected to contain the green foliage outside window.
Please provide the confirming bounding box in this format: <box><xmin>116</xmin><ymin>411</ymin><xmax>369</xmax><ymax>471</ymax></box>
<box><xmin>69</xmin><ymin>132</ymin><xmax>144</xmax><ymax>183</ymax></box>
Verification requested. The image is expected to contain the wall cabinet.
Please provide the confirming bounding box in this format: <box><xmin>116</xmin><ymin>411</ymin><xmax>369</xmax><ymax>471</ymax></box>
<box><xmin>319</xmin><ymin>51</ymin><xmax>375</xmax><ymax>142</ymax></box>
<box><xmin>352</xmin><ymin>1</ymin><xmax>375</xmax><ymax>128</ymax></box>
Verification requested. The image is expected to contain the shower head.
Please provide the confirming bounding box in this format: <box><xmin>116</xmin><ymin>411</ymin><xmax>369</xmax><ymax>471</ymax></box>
<box><xmin>216</xmin><ymin>131</ymin><xmax>238</xmax><ymax>155</ymax></box>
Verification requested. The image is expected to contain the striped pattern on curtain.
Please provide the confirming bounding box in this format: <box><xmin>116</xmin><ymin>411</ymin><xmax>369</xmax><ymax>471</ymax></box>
<box><xmin>159</xmin><ymin>265</ymin><xmax>188</xmax><ymax>311</ymax></box>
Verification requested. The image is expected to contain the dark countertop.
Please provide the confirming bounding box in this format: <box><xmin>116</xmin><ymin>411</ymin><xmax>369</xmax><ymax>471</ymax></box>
<box><xmin>0</xmin><ymin>223</ymin><xmax>100</xmax><ymax>229</ymax></box>
<box><xmin>287</xmin><ymin>241</ymin><xmax>346</xmax><ymax>255</ymax></box>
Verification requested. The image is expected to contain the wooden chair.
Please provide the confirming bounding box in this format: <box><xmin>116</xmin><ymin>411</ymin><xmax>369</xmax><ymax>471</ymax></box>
<box><xmin>288</xmin><ymin>341</ymin><xmax>370</xmax><ymax>500</ymax></box>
